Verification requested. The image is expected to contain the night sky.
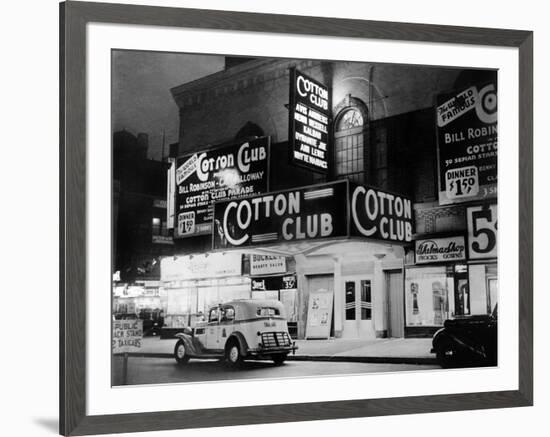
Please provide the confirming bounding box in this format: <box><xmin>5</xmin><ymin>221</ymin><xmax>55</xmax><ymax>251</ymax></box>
<box><xmin>112</xmin><ymin>50</ymin><xmax>224</xmax><ymax>160</ymax></box>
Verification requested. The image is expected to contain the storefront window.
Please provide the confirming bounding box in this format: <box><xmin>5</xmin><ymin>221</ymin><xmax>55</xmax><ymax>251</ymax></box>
<box><xmin>405</xmin><ymin>267</ymin><xmax>454</xmax><ymax>326</ymax></box>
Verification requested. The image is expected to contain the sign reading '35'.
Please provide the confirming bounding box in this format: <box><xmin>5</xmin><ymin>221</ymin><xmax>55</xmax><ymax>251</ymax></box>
<box><xmin>466</xmin><ymin>203</ymin><xmax>497</xmax><ymax>259</ymax></box>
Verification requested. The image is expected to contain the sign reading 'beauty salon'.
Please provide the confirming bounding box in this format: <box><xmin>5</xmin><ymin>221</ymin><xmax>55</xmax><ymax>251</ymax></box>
<box><xmin>212</xmin><ymin>181</ymin><xmax>413</xmax><ymax>249</ymax></box>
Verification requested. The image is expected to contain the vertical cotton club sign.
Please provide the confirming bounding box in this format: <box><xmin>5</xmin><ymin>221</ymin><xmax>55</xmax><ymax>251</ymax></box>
<box><xmin>288</xmin><ymin>68</ymin><xmax>331</xmax><ymax>173</ymax></box>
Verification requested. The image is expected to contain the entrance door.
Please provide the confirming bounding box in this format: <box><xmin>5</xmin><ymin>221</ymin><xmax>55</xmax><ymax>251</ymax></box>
<box><xmin>306</xmin><ymin>275</ymin><xmax>334</xmax><ymax>338</ymax></box>
<box><xmin>386</xmin><ymin>270</ymin><xmax>404</xmax><ymax>338</ymax></box>
<box><xmin>342</xmin><ymin>276</ymin><xmax>374</xmax><ymax>339</ymax></box>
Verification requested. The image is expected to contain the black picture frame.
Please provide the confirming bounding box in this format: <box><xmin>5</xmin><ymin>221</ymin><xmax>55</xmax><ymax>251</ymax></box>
<box><xmin>60</xmin><ymin>1</ymin><xmax>533</xmax><ymax>435</ymax></box>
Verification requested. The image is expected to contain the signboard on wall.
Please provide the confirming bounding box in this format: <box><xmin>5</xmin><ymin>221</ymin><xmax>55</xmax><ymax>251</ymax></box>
<box><xmin>160</xmin><ymin>252</ymin><xmax>242</xmax><ymax>282</ymax></box>
<box><xmin>250</xmin><ymin>255</ymin><xmax>286</xmax><ymax>275</ymax></box>
<box><xmin>415</xmin><ymin>236</ymin><xmax>466</xmax><ymax>264</ymax></box>
<box><xmin>305</xmin><ymin>289</ymin><xmax>333</xmax><ymax>339</ymax></box>
<box><xmin>213</xmin><ymin>181</ymin><xmax>414</xmax><ymax>249</ymax></box>
<box><xmin>289</xmin><ymin>68</ymin><xmax>331</xmax><ymax>173</ymax></box>
<box><xmin>466</xmin><ymin>203</ymin><xmax>498</xmax><ymax>259</ymax></box>
<box><xmin>213</xmin><ymin>181</ymin><xmax>348</xmax><ymax>249</ymax></box>
<box><xmin>349</xmin><ymin>183</ymin><xmax>414</xmax><ymax>243</ymax></box>
<box><xmin>174</xmin><ymin>137</ymin><xmax>269</xmax><ymax>238</ymax></box>
<box><xmin>436</xmin><ymin>82</ymin><xmax>498</xmax><ymax>205</ymax></box>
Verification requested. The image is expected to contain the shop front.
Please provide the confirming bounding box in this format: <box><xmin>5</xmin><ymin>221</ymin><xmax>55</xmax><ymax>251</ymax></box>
<box><xmin>159</xmin><ymin>252</ymin><xmax>251</xmax><ymax>337</ymax></box>
<box><xmin>210</xmin><ymin>180</ymin><xmax>413</xmax><ymax>341</ymax></box>
<box><xmin>405</xmin><ymin>233</ymin><xmax>497</xmax><ymax>337</ymax></box>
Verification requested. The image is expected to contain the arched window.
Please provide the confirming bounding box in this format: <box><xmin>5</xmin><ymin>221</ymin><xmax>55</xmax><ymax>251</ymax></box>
<box><xmin>334</xmin><ymin>100</ymin><xmax>369</xmax><ymax>184</ymax></box>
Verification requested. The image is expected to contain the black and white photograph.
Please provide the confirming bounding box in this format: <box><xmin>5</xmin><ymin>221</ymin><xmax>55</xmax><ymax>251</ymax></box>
<box><xmin>111</xmin><ymin>50</ymin><xmax>499</xmax><ymax>386</ymax></box>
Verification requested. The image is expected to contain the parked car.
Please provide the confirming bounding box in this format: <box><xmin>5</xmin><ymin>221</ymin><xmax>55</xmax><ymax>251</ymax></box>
<box><xmin>431</xmin><ymin>305</ymin><xmax>497</xmax><ymax>368</ymax></box>
<box><xmin>173</xmin><ymin>299</ymin><xmax>297</xmax><ymax>368</ymax></box>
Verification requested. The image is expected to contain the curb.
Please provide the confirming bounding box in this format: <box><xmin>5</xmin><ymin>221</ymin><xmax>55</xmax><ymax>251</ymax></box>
<box><xmin>287</xmin><ymin>354</ymin><xmax>438</xmax><ymax>365</ymax></box>
<box><xmin>117</xmin><ymin>352</ymin><xmax>438</xmax><ymax>365</ymax></box>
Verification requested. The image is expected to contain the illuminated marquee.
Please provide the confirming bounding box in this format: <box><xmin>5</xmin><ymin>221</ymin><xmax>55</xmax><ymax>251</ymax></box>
<box><xmin>289</xmin><ymin>68</ymin><xmax>331</xmax><ymax>174</ymax></box>
<box><xmin>212</xmin><ymin>181</ymin><xmax>413</xmax><ymax>249</ymax></box>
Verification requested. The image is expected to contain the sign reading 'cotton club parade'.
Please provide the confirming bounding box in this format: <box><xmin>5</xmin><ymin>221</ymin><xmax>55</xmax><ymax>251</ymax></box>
<box><xmin>289</xmin><ymin>68</ymin><xmax>331</xmax><ymax>173</ymax></box>
<box><xmin>212</xmin><ymin>181</ymin><xmax>413</xmax><ymax>249</ymax></box>
<box><xmin>174</xmin><ymin>137</ymin><xmax>269</xmax><ymax>238</ymax></box>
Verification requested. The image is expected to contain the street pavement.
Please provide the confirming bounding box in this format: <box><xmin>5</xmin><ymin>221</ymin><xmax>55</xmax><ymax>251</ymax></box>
<box><xmin>132</xmin><ymin>336</ymin><xmax>436</xmax><ymax>364</ymax></box>
<box><xmin>112</xmin><ymin>355</ymin><xmax>440</xmax><ymax>386</ymax></box>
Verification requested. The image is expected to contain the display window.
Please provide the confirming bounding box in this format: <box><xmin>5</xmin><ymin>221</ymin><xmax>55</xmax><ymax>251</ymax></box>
<box><xmin>405</xmin><ymin>266</ymin><xmax>456</xmax><ymax>327</ymax></box>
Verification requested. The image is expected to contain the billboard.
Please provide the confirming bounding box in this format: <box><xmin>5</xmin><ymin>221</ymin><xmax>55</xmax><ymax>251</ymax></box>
<box><xmin>289</xmin><ymin>68</ymin><xmax>331</xmax><ymax>173</ymax></box>
<box><xmin>174</xmin><ymin>137</ymin><xmax>269</xmax><ymax>238</ymax></box>
<box><xmin>436</xmin><ymin>82</ymin><xmax>498</xmax><ymax>205</ymax></box>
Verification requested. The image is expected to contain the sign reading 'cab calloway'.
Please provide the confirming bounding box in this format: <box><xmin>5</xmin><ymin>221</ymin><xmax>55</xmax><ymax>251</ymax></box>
<box><xmin>175</xmin><ymin>137</ymin><xmax>269</xmax><ymax>238</ymax></box>
<box><xmin>289</xmin><ymin>68</ymin><xmax>331</xmax><ymax>173</ymax></box>
<box><xmin>212</xmin><ymin>181</ymin><xmax>413</xmax><ymax>249</ymax></box>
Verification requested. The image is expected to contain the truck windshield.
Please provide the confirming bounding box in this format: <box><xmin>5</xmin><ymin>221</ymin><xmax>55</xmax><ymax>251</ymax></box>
<box><xmin>257</xmin><ymin>307</ymin><xmax>280</xmax><ymax>316</ymax></box>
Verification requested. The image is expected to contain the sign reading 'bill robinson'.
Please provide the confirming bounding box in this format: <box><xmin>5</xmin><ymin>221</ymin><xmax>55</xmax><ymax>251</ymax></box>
<box><xmin>436</xmin><ymin>82</ymin><xmax>498</xmax><ymax>205</ymax></box>
<box><xmin>174</xmin><ymin>137</ymin><xmax>269</xmax><ymax>238</ymax></box>
<box><xmin>289</xmin><ymin>68</ymin><xmax>331</xmax><ymax>173</ymax></box>
<box><xmin>212</xmin><ymin>181</ymin><xmax>413</xmax><ymax>249</ymax></box>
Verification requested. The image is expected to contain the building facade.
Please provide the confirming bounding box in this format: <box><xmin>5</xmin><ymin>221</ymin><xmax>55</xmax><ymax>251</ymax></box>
<box><xmin>161</xmin><ymin>57</ymin><xmax>497</xmax><ymax>340</ymax></box>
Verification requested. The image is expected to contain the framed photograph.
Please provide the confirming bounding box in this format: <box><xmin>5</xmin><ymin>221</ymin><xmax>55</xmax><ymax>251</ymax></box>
<box><xmin>60</xmin><ymin>1</ymin><xmax>533</xmax><ymax>435</ymax></box>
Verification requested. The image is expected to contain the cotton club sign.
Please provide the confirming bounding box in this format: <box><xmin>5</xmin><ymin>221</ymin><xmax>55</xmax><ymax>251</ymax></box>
<box><xmin>212</xmin><ymin>181</ymin><xmax>413</xmax><ymax>249</ymax></box>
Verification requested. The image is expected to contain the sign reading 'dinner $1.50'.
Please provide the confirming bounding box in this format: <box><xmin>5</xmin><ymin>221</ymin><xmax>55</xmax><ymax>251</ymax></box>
<box><xmin>174</xmin><ymin>137</ymin><xmax>269</xmax><ymax>238</ymax></box>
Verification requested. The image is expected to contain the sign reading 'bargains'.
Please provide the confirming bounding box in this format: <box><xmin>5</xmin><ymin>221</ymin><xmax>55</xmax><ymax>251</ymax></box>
<box><xmin>289</xmin><ymin>68</ymin><xmax>331</xmax><ymax>173</ymax></box>
<box><xmin>174</xmin><ymin>137</ymin><xmax>269</xmax><ymax>238</ymax></box>
<box><xmin>212</xmin><ymin>181</ymin><xmax>413</xmax><ymax>249</ymax></box>
<box><xmin>436</xmin><ymin>82</ymin><xmax>498</xmax><ymax>205</ymax></box>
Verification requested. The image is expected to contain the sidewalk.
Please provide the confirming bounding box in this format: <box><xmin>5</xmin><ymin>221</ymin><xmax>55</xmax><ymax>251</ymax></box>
<box><xmin>135</xmin><ymin>336</ymin><xmax>437</xmax><ymax>365</ymax></box>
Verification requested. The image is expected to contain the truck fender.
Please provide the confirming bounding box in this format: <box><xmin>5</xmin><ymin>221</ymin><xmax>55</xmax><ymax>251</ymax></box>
<box><xmin>226</xmin><ymin>331</ymin><xmax>249</xmax><ymax>356</ymax></box>
<box><xmin>175</xmin><ymin>333</ymin><xmax>201</xmax><ymax>356</ymax></box>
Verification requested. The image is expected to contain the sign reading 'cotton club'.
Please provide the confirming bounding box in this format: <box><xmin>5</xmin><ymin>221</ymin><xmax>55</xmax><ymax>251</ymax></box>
<box><xmin>349</xmin><ymin>183</ymin><xmax>413</xmax><ymax>243</ymax></box>
<box><xmin>289</xmin><ymin>68</ymin><xmax>331</xmax><ymax>174</ymax></box>
<box><xmin>212</xmin><ymin>181</ymin><xmax>413</xmax><ymax>249</ymax></box>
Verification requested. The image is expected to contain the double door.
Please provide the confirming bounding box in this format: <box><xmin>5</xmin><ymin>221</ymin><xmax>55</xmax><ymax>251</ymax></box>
<box><xmin>342</xmin><ymin>276</ymin><xmax>374</xmax><ymax>339</ymax></box>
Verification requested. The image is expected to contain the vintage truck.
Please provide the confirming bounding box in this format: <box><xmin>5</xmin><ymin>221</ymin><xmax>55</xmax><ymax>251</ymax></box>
<box><xmin>174</xmin><ymin>299</ymin><xmax>297</xmax><ymax>368</ymax></box>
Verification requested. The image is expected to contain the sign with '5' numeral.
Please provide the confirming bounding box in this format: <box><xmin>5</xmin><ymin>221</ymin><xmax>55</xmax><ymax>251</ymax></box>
<box><xmin>466</xmin><ymin>203</ymin><xmax>497</xmax><ymax>259</ymax></box>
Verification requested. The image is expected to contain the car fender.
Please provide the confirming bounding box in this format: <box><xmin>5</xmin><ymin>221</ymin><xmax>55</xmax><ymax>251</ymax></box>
<box><xmin>226</xmin><ymin>331</ymin><xmax>249</xmax><ymax>356</ymax></box>
<box><xmin>175</xmin><ymin>333</ymin><xmax>201</xmax><ymax>356</ymax></box>
<box><xmin>432</xmin><ymin>328</ymin><xmax>451</xmax><ymax>350</ymax></box>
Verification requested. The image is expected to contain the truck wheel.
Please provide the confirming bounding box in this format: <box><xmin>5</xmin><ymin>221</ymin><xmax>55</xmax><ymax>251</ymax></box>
<box><xmin>272</xmin><ymin>354</ymin><xmax>287</xmax><ymax>366</ymax></box>
<box><xmin>436</xmin><ymin>344</ymin><xmax>457</xmax><ymax>369</ymax></box>
<box><xmin>225</xmin><ymin>341</ymin><xmax>244</xmax><ymax>369</ymax></box>
<box><xmin>174</xmin><ymin>339</ymin><xmax>190</xmax><ymax>365</ymax></box>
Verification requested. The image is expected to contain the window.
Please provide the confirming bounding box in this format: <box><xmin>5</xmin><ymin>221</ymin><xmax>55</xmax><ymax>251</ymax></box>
<box><xmin>152</xmin><ymin>217</ymin><xmax>161</xmax><ymax>235</ymax></box>
<box><xmin>221</xmin><ymin>306</ymin><xmax>235</xmax><ymax>322</ymax></box>
<box><xmin>257</xmin><ymin>307</ymin><xmax>280</xmax><ymax>317</ymax></box>
<box><xmin>360</xmin><ymin>280</ymin><xmax>372</xmax><ymax>320</ymax></box>
<box><xmin>345</xmin><ymin>281</ymin><xmax>356</xmax><ymax>320</ymax></box>
<box><xmin>405</xmin><ymin>267</ymin><xmax>453</xmax><ymax>327</ymax></box>
<box><xmin>208</xmin><ymin>308</ymin><xmax>219</xmax><ymax>323</ymax></box>
<box><xmin>335</xmin><ymin>107</ymin><xmax>367</xmax><ymax>184</ymax></box>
